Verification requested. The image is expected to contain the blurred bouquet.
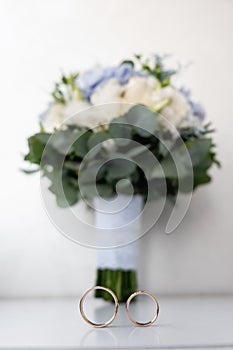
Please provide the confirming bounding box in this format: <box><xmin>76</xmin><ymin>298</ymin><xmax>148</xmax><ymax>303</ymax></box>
<box><xmin>24</xmin><ymin>54</ymin><xmax>219</xmax><ymax>302</ymax></box>
<box><xmin>40</xmin><ymin>55</ymin><xmax>206</xmax><ymax>132</ymax></box>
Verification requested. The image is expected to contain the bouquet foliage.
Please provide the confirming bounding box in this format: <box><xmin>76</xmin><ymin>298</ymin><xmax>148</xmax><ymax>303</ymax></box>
<box><xmin>24</xmin><ymin>54</ymin><xmax>219</xmax><ymax>301</ymax></box>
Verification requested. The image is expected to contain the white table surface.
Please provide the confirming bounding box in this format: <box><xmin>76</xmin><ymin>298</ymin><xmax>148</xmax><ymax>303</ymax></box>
<box><xmin>0</xmin><ymin>296</ymin><xmax>233</xmax><ymax>349</ymax></box>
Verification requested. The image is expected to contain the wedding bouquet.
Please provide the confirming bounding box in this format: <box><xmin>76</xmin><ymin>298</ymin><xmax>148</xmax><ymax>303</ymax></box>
<box><xmin>24</xmin><ymin>54</ymin><xmax>219</xmax><ymax>302</ymax></box>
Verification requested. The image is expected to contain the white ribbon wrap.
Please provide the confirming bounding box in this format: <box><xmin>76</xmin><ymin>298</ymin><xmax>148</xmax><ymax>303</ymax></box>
<box><xmin>94</xmin><ymin>195</ymin><xmax>143</xmax><ymax>270</ymax></box>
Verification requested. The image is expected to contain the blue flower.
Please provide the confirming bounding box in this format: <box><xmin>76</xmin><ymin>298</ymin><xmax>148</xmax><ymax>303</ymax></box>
<box><xmin>114</xmin><ymin>64</ymin><xmax>134</xmax><ymax>85</ymax></box>
<box><xmin>77</xmin><ymin>68</ymin><xmax>113</xmax><ymax>100</ymax></box>
<box><xmin>189</xmin><ymin>101</ymin><xmax>205</xmax><ymax>120</ymax></box>
<box><xmin>77</xmin><ymin>64</ymin><xmax>138</xmax><ymax>100</ymax></box>
<box><xmin>180</xmin><ymin>87</ymin><xmax>205</xmax><ymax>120</ymax></box>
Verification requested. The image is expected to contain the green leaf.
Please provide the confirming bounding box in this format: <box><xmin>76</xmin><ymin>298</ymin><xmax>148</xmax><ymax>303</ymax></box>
<box><xmin>120</xmin><ymin>60</ymin><xmax>135</xmax><ymax>67</ymax></box>
<box><xmin>81</xmin><ymin>183</ymin><xmax>113</xmax><ymax>198</ymax></box>
<box><xmin>78</xmin><ymin>160</ymin><xmax>103</xmax><ymax>185</ymax></box>
<box><xmin>50</xmin><ymin>128</ymin><xmax>81</xmax><ymax>155</ymax></box>
<box><xmin>133</xmin><ymin>151</ymin><xmax>157</xmax><ymax>179</ymax></box>
<box><xmin>124</xmin><ymin>105</ymin><xmax>157</xmax><ymax>137</ymax></box>
<box><xmin>51</xmin><ymin>72</ymin><xmax>80</xmax><ymax>104</ymax></box>
<box><xmin>73</xmin><ymin>130</ymin><xmax>92</xmax><ymax>158</ymax></box>
<box><xmin>59</xmin><ymin>180</ymin><xmax>78</xmax><ymax>207</ymax></box>
<box><xmin>24</xmin><ymin>133</ymin><xmax>51</xmax><ymax>165</ymax></box>
<box><xmin>109</xmin><ymin>121</ymin><xmax>132</xmax><ymax>144</ymax></box>
<box><xmin>152</xmin><ymin>98</ymin><xmax>170</xmax><ymax>112</ymax></box>
<box><xmin>97</xmin><ymin>184</ymin><xmax>113</xmax><ymax>197</ymax></box>
<box><xmin>151</xmin><ymin>137</ymin><xmax>215</xmax><ymax>193</ymax></box>
<box><xmin>106</xmin><ymin>158</ymin><xmax>136</xmax><ymax>181</ymax></box>
<box><xmin>48</xmin><ymin>168</ymin><xmax>78</xmax><ymax>207</ymax></box>
<box><xmin>87</xmin><ymin>131</ymin><xmax>109</xmax><ymax>150</ymax></box>
<box><xmin>21</xmin><ymin>168</ymin><xmax>39</xmax><ymax>174</ymax></box>
<box><xmin>187</xmin><ymin>138</ymin><xmax>212</xmax><ymax>169</ymax></box>
<box><xmin>193</xmin><ymin>172</ymin><xmax>211</xmax><ymax>188</ymax></box>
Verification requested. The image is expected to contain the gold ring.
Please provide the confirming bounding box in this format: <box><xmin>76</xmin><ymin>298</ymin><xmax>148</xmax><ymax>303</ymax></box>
<box><xmin>79</xmin><ymin>286</ymin><xmax>119</xmax><ymax>328</ymax></box>
<box><xmin>126</xmin><ymin>290</ymin><xmax>159</xmax><ymax>327</ymax></box>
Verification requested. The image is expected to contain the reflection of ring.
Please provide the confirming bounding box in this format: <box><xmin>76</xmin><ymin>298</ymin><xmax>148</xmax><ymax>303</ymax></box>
<box><xmin>126</xmin><ymin>290</ymin><xmax>159</xmax><ymax>327</ymax></box>
<box><xmin>79</xmin><ymin>286</ymin><xmax>119</xmax><ymax>328</ymax></box>
<box><xmin>80</xmin><ymin>328</ymin><xmax>118</xmax><ymax>347</ymax></box>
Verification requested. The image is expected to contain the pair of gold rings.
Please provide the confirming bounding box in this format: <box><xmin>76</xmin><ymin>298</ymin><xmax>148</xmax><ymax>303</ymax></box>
<box><xmin>79</xmin><ymin>286</ymin><xmax>159</xmax><ymax>328</ymax></box>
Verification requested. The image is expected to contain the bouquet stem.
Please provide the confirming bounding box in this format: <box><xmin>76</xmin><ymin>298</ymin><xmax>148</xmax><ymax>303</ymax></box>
<box><xmin>94</xmin><ymin>194</ymin><xmax>142</xmax><ymax>303</ymax></box>
<box><xmin>95</xmin><ymin>269</ymin><xmax>137</xmax><ymax>302</ymax></box>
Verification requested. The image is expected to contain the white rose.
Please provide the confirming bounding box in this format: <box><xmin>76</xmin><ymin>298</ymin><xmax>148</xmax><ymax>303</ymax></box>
<box><xmin>64</xmin><ymin>100</ymin><xmax>91</xmax><ymax>127</ymax></box>
<box><xmin>124</xmin><ymin>80</ymin><xmax>196</xmax><ymax>130</ymax></box>
<box><xmin>90</xmin><ymin>79</ymin><xmax>132</xmax><ymax>122</ymax></box>
<box><xmin>74</xmin><ymin>104</ymin><xmax>128</xmax><ymax>129</ymax></box>
<box><xmin>124</xmin><ymin>76</ymin><xmax>158</xmax><ymax>106</ymax></box>
<box><xmin>43</xmin><ymin>77</ymin><xmax>195</xmax><ymax>133</ymax></box>
<box><xmin>90</xmin><ymin>76</ymin><xmax>159</xmax><ymax>121</ymax></box>
<box><xmin>91</xmin><ymin>76</ymin><xmax>158</xmax><ymax>106</ymax></box>
<box><xmin>155</xmin><ymin>87</ymin><xmax>193</xmax><ymax>130</ymax></box>
<box><xmin>42</xmin><ymin>100</ymin><xmax>91</xmax><ymax>131</ymax></box>
<box><xmin>91</xmin><ymin>78</ymin><xmax>123</xmax><ymax>105</ymax></box>
<box><xmin>42</xmin><ymin>103</ymin><xmax>65</xmax><ymax>132</ymax></box>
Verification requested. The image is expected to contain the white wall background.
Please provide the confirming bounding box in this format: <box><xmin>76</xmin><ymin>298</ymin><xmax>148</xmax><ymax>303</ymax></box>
<box><xmin>0</xmin><ymin>0</ymin><xmax>233</xmax><ymax>297</ymax></box>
